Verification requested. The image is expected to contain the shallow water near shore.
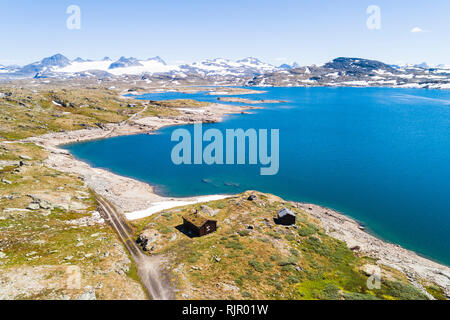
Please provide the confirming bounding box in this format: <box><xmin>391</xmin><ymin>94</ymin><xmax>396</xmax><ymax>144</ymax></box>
<box><xmin>64</xmin><ymin>87</ymin><xmax>450</xmax><ymax>266</ymax></box>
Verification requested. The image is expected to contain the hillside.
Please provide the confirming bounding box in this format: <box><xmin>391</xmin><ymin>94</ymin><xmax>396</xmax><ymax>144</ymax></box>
<box><xmin>0</xmin><ymin>141</ymin><xmax>146</xmax><ymax>300</ymax></box>
<box><xmin>131</xmin><ymin>191</ymin><xmax>447</xmax><ymax>300</ymax></box>
<box><xmin>0</xmin><ymin>81</ymin><xmax>257</xmax><ymax>300</ymax></box>
<box><xmin>0</xmin><ymin>84</ymin><xmax>166</xmax><ymax>299</ymax></box>
<box><xmin>0</xmin><ymin>84</ymin><xmax>186</xmax><ymax>141</ymax></box>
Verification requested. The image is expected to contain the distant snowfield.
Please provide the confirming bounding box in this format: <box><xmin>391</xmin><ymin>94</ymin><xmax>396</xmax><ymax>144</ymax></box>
<box><xmin>54</xmin><ymin>57</ymin><xmax>277</xmax><ymax>76</ymax></box>
<box><xmin>55</xmin><ymin>60</ymin><xmax>180</xmax><ymax>75</ymax></box>
<box><xmin>4</xmin><ymin>53</ymin><xmax>449</xmax><ymax>89</ymax></box>
<box><xmin>0</xmin><ymin>66</ymin><xmax>11</xmax><ymax>73</ymax></box>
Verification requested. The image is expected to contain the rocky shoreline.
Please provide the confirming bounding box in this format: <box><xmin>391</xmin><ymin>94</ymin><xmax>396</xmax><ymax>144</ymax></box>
<box><xmin>293</xmin><ymin>202</ymin><xmax>450</xmax><ymax>297</ymax></box>
<box><xmin>24</xmin><ymin>98</ymin><xmax>450</xmax><ymax>299</ymax></box>
<box><xmin>25</xmin><ymin>102</ymin><xmax>254</xmax><ymax>213</ymax></box>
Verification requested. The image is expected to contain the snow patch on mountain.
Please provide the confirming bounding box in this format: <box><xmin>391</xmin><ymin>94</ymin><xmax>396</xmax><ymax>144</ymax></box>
<box><xmin>179</xmin><ymin>57</ymin><xmax>277</xmax><ymax>76</ymax></box>
<box><xmin>54</xmin><ymin>56</ymin><xmax>179</xmax><ymax>76</ymax></box>
<box><xmin>1</xmin><ymin>54</ymin><xmax>449</xmax><ymax>89</ymax></box>
<box><xmin>54</xmin><ymin>55</ymin><xmax>278</xmax><ymax>77</ymax></box>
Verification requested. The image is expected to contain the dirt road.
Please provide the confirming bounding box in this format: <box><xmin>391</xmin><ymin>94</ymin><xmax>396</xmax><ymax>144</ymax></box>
<box><xmin>96</xmin><ymin>195</ymin><xmax>174</xmax><ymax>300</ymax></box>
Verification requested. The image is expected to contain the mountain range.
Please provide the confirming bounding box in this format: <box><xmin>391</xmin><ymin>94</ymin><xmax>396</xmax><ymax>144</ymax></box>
<box><xmin>1</xmin><ymin>54</ymin><xmax>449</xmax><ymax>89</ymax></box>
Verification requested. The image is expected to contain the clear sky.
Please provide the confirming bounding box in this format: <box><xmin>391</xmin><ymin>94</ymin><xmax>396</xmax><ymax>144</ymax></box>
<box><xmin>1</xmin><ymin>0</ymin><xmax>449</xmax><ymax>66</ymax></box>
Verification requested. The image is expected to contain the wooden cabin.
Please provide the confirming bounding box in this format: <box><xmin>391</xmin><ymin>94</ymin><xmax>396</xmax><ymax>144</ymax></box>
<box><xmin>276</xmin><ymin>208</ymin><xmax>296</xmax><ymax>226</ymax></box>
<box><xmin>182</xmin><ymin>211</ymin><xmax>217</xmax><ymax>237</ymax></box>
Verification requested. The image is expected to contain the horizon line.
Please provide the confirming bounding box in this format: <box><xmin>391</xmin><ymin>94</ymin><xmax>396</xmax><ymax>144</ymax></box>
<box><xmin>1</xmin><ymin>53</ymin><xmax>446</xmax><ymax>69</ymax></box>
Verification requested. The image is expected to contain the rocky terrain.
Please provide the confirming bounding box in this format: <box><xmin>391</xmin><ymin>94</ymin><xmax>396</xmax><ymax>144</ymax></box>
<box><xmin>132</xmin><ymin>191</ymin><xmax>449</xmax><ymax>300</ymax></box>
<box><xmin>0</xmin><ymin>141</ymin><xmax>146</xmax><ymax>300</ymax></box>
<box><xmin>248</xmin><ymin>57</ymin><xmax>450</xmax><ymax>89</ymax></box>
<box><xmin>0</xmin><ymin>82</ymin><xmax>261</xmax><ymax>300</ymax></box>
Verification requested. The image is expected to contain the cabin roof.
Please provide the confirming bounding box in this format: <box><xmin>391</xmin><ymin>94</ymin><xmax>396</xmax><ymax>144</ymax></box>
<box><xmin>278</xmin><ymin>208</ymin><xmax>296</xmax><ymax>218</ymax></box>
<box><xmin>183</xmin><ymin>211</ymin><xmax>216</xmax><ymax>228</ymax></box>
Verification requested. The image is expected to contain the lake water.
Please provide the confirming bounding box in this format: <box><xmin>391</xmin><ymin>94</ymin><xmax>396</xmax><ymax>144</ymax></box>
<box><xmin>63</xmin><ymin>87</ymin><xmax>450</xmax><ymax>266</ymax></box>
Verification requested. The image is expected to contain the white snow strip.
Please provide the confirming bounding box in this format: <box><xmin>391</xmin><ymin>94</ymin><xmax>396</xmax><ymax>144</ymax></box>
<box><xmin>125</xmin><ymin>195</ymin><xmax>231</xmax><ymax>220</ymax></box>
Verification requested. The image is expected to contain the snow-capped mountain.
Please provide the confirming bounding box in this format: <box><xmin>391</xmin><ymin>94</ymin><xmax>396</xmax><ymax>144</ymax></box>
<box><xmin>178</xmin><ymin>57</ymin><xmax>277</xmax><ymax>77</ymax></box>
<box><xmin>414</xmin><ymin>62</ymin><xmax>430</xmax><ymax>69</ymax></box>
<box><xmin>0</xmin><ymin>54</ymin><xmax>280</xmax><ymax>78</ymax></box>
<box><xmin>323</xmin><ymin>57</ymin><xmax>399</xmax><ymax>75</ymax></box>
<box><xmin>21</xmin><ymin>54</ymin><xmax>71</xmax><ymax>76</ymax></box>
<box><xmin>436</xmin><ymin>64</ymin><xmax>450</xmax><ymax>70</ymax></box>
<box><xmin>248</xmin><ymin>57</ymin><xmax>450</xmax><ymax>89</ymax></box>
<box><xmin>0</xmin><ymin>64</ymin><xmax>20</xmax><ymax>74</ymax></box>
<box><xmin>236</xmin><ymin>57</ymin><xmax>276</xmax><ymax>72</ymax></box>
<box><xmin>109</xmin><ymin>57</ymin><xmax>143</xmax><ymax>69</ymax></box>
<box><xmin>48</xmin><ymin>55</ymin><xmax>178</xmax><ymax>76</ymax></box>
<box><xmin>148</xmin><ymin>56</ymin><xmax>166</xmax><ymax>65</ymax></box>
<box><xmin>279</xmin><ymin>62</ymin><xmax>300</xmax><ymax>70</ymax></box>
<box><xmin>393</xmin><ymin>62</ymin><xmax>450</xmax><ymax>71</ymax></box>
<box><xmin>0</xmin><ymin>54</ymin><xmax>449</xmax><ymax>89</ymax></box>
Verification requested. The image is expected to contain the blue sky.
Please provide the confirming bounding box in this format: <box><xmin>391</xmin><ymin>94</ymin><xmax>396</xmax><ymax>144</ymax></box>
<box><xmin>1</xmin><ymin>0</ymin><xmax>449</xmax><ymax>66</ymax></box>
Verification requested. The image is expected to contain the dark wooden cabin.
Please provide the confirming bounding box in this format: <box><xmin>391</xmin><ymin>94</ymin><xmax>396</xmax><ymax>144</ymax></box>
<box><xmin>182</xmin><ymin>211</ymin><xmax>217</xmax><ymax>237</ymax></box>
<box><xmin>276</xmin><ymin>208</ymin><xmax>296</xmax><ymax>226</ymax></box>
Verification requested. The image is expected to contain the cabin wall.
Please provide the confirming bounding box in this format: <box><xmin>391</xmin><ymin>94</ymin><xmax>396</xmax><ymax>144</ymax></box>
<box><xmin>183</xmin><ymin>219</ymin><xmax>217</xmax><ymax>237</ymax></box>
<box><xmin>204</xmin><ymin>221</ymin><xmax>217</xmax><ymax>235</ymax></box>
<box><xmin>183</xmin><ymin>219</ymin><xmax>201</xmax><ymax>237</ymax></box>
<box><xmin>279</xmin><ymin>215</ymin><xmax>296</xmax><ymax>226</ymax></box>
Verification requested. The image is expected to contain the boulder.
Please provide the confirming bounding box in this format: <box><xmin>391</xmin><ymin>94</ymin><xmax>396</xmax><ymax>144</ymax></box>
<box><xmin>39</xmin><ymin>200</ymin><xmax>53</xmax><ymax>210</ymax></box>
<box><xmin>201</xmin><ymin>205</ymin><xmax>219</xmax><ymax>217</ymax></box>
<box><xmin>247</xmin><ymin>195</ymin><xmax>257</xmax><ymax>201</ymax></box>
<box><xmin>55</xmin><ymin>204</ymin><xmax>69</xmax><ymax>211</ymax></box>
<box><xmin>78</xmin><ymin>286</ymin><xmax>96</xmax><ymax>300</ymax></box>
<box><xmin>137</xmin><ymin>229</ymin><xmax>160</xmax><ymax>251</ymax></box>
<box><xmin>27</xmin><ymin>202</ymin><xmax>40</xmax><ymax>210</ymax></box>
<box><xmin>26</xmin><ymin>197</ymin><xmax>55</xmax><ymax>210</ymax></box>
<box><xmin>361</xmin><ymin>264</ymin><xmax>379</xmax><ymax>277</ymax></box>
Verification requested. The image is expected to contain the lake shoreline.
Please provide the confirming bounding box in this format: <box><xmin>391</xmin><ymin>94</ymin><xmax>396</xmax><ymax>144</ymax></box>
<box><xmin>25</xmin><ymin>101</ymin><xmax>254</xmax><ymax>213</ymax></box>
<box><xmin>24</xmin><ymin>92</ymin><xmax>450</xmax><ymax>298</ymax></box>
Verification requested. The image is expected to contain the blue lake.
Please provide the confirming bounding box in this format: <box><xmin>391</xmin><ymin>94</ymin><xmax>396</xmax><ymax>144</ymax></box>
<box><xmin>63</xmin><ymin>87</ymin><xmax>450</xmax><ymax>266</ymax></box>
